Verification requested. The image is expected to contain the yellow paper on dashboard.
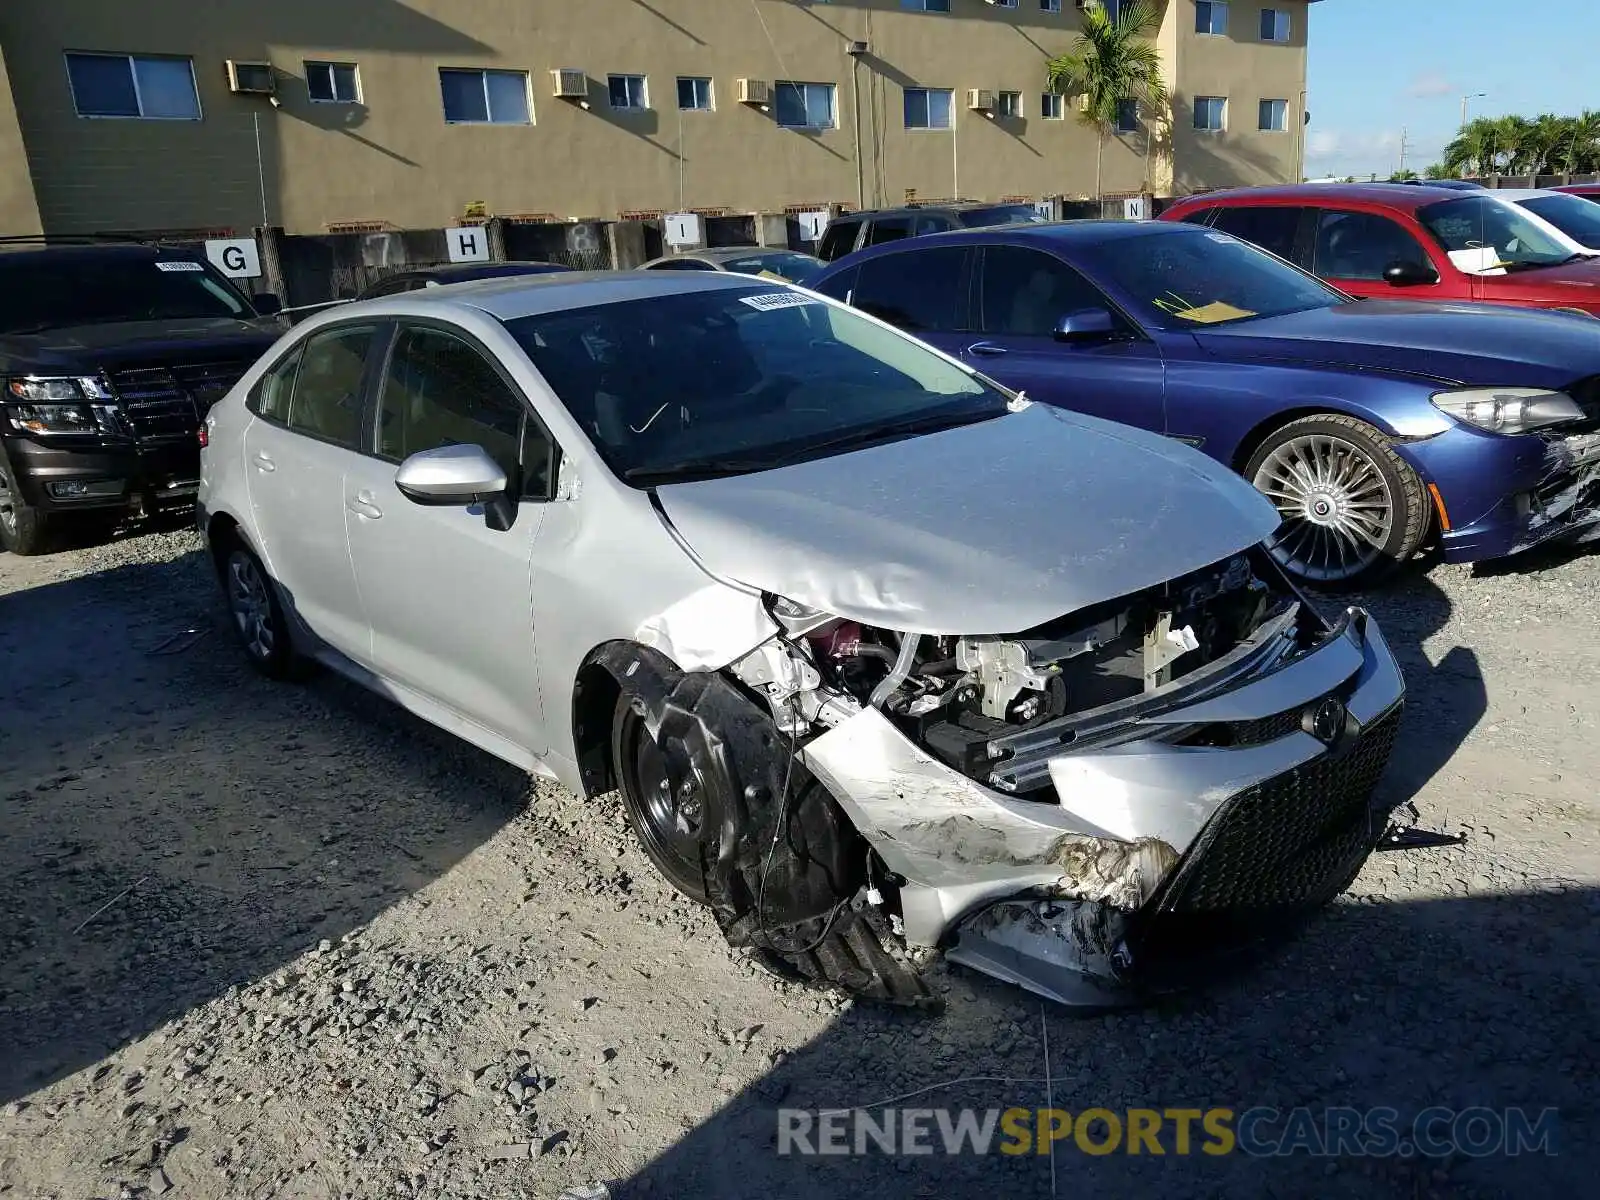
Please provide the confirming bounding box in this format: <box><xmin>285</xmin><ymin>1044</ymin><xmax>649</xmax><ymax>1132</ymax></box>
<box><xmin>1172</xmin><ymin>300</ymin><xmax>1257</xmax><ymax>323</ymax></box>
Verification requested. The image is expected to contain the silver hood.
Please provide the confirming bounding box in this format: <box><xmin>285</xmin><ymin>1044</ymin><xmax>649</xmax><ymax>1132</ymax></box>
<box><xmin>652</xmin><ymin>404</ymin><xmax>1280</xmax><ymax>634</ymax></box>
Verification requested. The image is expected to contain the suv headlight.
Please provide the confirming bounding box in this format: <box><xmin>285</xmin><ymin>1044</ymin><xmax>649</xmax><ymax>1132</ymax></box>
<box><xmin>1430</xmin><ymin>387</ymin><xmax>1585</xmax><ymax>434</ymax></box>
<box><xmin>5</xmin><ymin>376</ymin><xmax>115</xmax><ymax>435</ymax></box>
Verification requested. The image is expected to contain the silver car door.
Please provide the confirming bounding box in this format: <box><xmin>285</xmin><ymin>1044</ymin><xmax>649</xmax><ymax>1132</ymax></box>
<box><xmin>242</xmin><ymin>323</ymin><xmax>382</xmax><ymax>663</ymax></box>
<box><xmin>342</xmin><ymin>321</ymin><xmax>551</xmax><ymax>754</ymax></box>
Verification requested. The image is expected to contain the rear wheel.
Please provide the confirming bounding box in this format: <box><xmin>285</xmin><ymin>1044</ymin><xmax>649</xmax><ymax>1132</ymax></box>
<box><xmin>0</xmin><ymin>451</ymin><xmax>52</xmax><ymax>556</ymax></box>
<box><xmin>1245</xmin><ymin>414</ymin><xmax>1427</xmax><ymax>590</ymax></box>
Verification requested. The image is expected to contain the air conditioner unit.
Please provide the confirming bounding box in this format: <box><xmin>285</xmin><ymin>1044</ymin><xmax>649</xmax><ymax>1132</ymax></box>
<box><xmin>551</xmin><ymin>69</ymin><xmax>587</xmax><ymax>99</ymax></box>
<box><xmin>225</xmin><ymin>61</ymin><xmax>276</xmax><ymax>96</ymax></box>
<box><xmin>967</xmin><ymin>89</ymin><xmax>995</xmax><ymax>112</ymax></box>
<box><xmin>1075</xmin><ymin>93</ymin><xmax>1092</xmax><ymax>113</ymax></box>
<box><xmin>736</xmin><ymin>78</ymin><xmax>771</xmax><ymax>106</ymax></box>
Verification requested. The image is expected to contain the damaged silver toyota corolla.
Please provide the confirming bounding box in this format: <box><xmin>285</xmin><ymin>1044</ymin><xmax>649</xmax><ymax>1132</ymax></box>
<box><xmin>199</xmin><ymin>271</ymin><xmax>1405</xmax><ymax>1008</ymax></box>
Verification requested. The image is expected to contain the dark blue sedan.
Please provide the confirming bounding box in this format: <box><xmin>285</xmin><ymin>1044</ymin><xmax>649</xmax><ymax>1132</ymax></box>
<box><xmin>808</xmin><ymin>222</ymin><xmax>1600</xmax><ymax>587</ymax></box>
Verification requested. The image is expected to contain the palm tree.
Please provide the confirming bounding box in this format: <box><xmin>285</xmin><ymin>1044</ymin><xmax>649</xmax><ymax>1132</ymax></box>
<box><xmin>1423</xmin><ymin>162</ymin><xmax>1455</xmax><ymax>180</ymax></box>
<box><xmin>1045</xmin><ymin>0</ymin><xmax>1168</xmax><ymax>202</ymax></box>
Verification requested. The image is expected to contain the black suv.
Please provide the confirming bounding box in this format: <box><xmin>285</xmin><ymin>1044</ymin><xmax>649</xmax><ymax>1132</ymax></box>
<box><xmin>0</xmin><ymin>239</ymin><xmax>284</xmax><ymax>555</ymax></box>
<box><xmin>815</xmin><ymin>202</ymin><xmax>1045</xmax><ymax>262</ymax></box>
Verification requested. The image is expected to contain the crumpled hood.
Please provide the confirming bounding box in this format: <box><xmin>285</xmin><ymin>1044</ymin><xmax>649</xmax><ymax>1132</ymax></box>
<box><xmin>652</xmin><ymin>404</ymin><xmax>1280</xmax><ymax>635</ymax></box>
<box><xmin>1191</xmin><ymin>300</ymin><xmax>1600</xmax><ymax>388</ymax></box>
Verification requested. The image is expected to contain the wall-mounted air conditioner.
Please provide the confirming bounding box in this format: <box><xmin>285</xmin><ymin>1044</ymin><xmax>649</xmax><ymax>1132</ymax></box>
<box><xmin>736</xmin><ymin>78</ymin><xmax>771</xmax><ymax>106</ymax></box>
<box><xmin>551</xmin><ymin>69</ymin><xmax>588</xmax><ymax>99</ymax></box>
<box><xmin>967</xmin><ymin>89</ymin><xmax>995</xmax><ymax>112</ymax></box>
<box><xmin>226</xmin><ymin>61</ymin><xmax>276</xmax><ymax>96</ymax></box>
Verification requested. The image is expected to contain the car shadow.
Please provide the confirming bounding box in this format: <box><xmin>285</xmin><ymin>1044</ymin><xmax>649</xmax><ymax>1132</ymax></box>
<box><xmin>0</xmin><ymin>548</ymin><xmax>525</xmax><ymax>1103</ymax></box>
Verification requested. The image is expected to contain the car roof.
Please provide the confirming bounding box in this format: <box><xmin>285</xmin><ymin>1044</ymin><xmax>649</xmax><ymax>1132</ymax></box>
<box><xmin>833</xmin><ymin>201</ymin><xmax>1030</xmax><ymax>220</ymax></box>
<box><xmin>694</xmin><ymin>246</ymin><xmax>814</xmax><ymax>263</ymax></box>
<box><xmin>1490</xmin><ymin>188</ymin><xmax>1562</xmax><ymax>201</ymax></box>
<box><xmin>395</xmin><ymin>261</ymin><xmax>568</xmax><ymax>281</ymax></box>
<box><xmin>0</xmin><ymin>242</ymin><xmax>196</xmax><ymax>266</ymax></box>
<box><xmin>363</xmin><ymin>267</ymin><xmax>776</xmax><ymax>321</ymax></box>
<box><xmin>1172</xmin><ymin>183</ymin><xmax>1473</xmax><ymax>212</ymax></box>
<box><xmin>817</xmin><ymin>218</ymin><xmax>1211</xmax><ymax>268</ymax></box>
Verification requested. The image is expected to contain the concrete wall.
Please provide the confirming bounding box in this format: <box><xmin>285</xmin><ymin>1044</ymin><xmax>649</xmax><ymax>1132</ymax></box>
<box><xmin>0</xmin><ymin>0</ymin><xmax>1307</xmax><ymax>235</ymax></box>
<box><xmin>0</xmin><ymin>46</ymin><xmax>42</xmax><ymax>235</ymax></box>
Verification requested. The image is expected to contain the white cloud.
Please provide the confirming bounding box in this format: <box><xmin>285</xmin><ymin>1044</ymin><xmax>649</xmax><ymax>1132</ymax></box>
<box><xmin>1306</xmin><ymin>130</ymin><xmax>1402</xmax><ymax>161</ymax></box>
<box><xmin>1304</xmin><ymin>129</ymin><xmax>1443</xmax><ymax>178</ymax></box>
<box><xmin>1407</xmin><ymin>71</ymin><xmax>1455</xmax><ymax>99</ymax></box>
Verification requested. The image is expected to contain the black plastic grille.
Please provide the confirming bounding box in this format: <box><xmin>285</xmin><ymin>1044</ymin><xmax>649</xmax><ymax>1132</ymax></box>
<box><xmin>1159</xmin><ymin>707</ymin><xmax>1401</xmax><ymax>915</ymax></box>
<box><xmin>1569</xmin><ymin>376</ymin><xmax>1600</xmax><ymax>428</ymax></box>
<box><xmin>109</xmin><ymin>361</ymin><xmax>253</xmax><ymax>442</ymax></box>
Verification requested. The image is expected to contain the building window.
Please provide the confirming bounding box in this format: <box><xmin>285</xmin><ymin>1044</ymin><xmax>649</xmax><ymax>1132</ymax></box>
<box><xmin>1195</xmin><ymin>1</ymin><xmax>1228</xmax><ymax>35</ymax></box>
<box><xmin>439</xmin><ymin>68</ymin><xmax>531</xmax><ymax>124</ymax></box>
<box><xmin>608</xmin><ymin>74</ymin><xmax>649</xmax><ymax>110</ymax></box>
<box><xmin>1041</xmin><ymin>92</ymin><xmax>1065</xmax><ymax>120</ymax></box>
<box><xmin>992</xmin><ymin>0</ymin><xmax>1018</xmax><ymax>7</ymax></box>
<box><xmin>1258</xmin><ymin>98</ymin><xmax>1288</xmax><ymax>131</ymax></box>
<box><xmin>1194</xmin><ymin>95</ymin><xmax>1227</xmax><ymax>131</ymax></box>
<box><xmin>676</xmin><ymin>76</ymin><xmax>713</xmax><ymax>111</ymax></box>
<box><xmin>901</xmin><ymin>0</ymin><xmax>951</xmax><ymax>11</ymax></box>
<box><xmin>775</xmin><ymin>81</ymin><xmax>837</xmax><ymax>129</ymax></box>
<box><xmin>996</xmin><ymin>90</ymin><xmax>1022</xmax><ymax>118</ymax></box>
<box><xmin>1260</xmin><ymin>7</ymin><xmax>1291</xmax><ymax>41</ymax></box>
<box><xmin>64</xmin><ymin>53</ymin><xmax>200</xmax><ymax>120</ymax></box>
<box><xmin>904</xmin><ymin>87</ymin><xmax>954</xmax><ymax>130</ymax></box>
<box><xmin>1041</xmin><ymin>0</ymin><xmax>1062</xmax><ymax>12</ymax></box>
<box><xmin>1115</xmin><ymin>98</ymin><xmax>1139</xmax><ymax>132</ymax></box>
<box><xmin>306</xmin><ymin>61</ymin><xmax>360</xmax><ymax>104</ymax></box>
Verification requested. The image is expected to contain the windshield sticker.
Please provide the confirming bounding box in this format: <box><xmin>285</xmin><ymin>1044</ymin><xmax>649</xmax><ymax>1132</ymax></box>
<box><xmin>155</xmin><ymin>261</ymin><xmax>205</xmax><ymax>272</ymax></box>
<box><xmin>738</xmin><ymin>292</ymin><xmax>818</xmax><ymax>311</ymax></box>
<box><xmin>755</xmin><ymin>269</ymin><xmax>789</xmax><ymax>283</ymax></box>
<box><xmin>1448</xmin><ymin>247</ymin><xmax>1508</xmax><ymax>276</ymax></box>
<box><xmin>1171</xmin><ymin>300</ymin><xmax>1259</xmax><ymax>324</ymax></box>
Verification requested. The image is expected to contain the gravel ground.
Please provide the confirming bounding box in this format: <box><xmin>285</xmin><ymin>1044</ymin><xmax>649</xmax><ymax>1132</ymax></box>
<box><xmin>1</xmin><ymin>524</ymin><xmax>1597</xmax><ymax>1199</ymax></box>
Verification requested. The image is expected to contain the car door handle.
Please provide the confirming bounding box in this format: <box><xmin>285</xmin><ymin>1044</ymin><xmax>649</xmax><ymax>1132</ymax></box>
<box><xmin>965</xmin><ymin>342</ymin><xmax>1008</xmax><ymax>357</ymax></box>
<box><xmin>347</xmin><ymin>490</ymin><xmax>383</xmax><ymax>520</ymax></box>
<box><xmin>252</xmin><ymin>451</ymin><xmax>276</xmax><ymax>473</ymax></box>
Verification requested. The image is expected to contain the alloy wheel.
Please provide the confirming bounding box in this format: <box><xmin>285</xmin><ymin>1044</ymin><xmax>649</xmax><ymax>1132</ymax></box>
<box><xmin>227</xmin><ymin>550</ymin><xmax>275</xmax><ymax>662</ymax></box>
<box><xmin>1252</xmin><ymin>432</ymin><xmax>1396</xmax><ymax>585</ymax></box>
<box><xmin>0</xmin><ymin>465</ymin><xmax>16</xmax><ymax>536</ymax></box>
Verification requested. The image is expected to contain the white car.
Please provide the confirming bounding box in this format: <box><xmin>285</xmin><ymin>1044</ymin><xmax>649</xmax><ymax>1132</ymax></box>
<box><xmin>198</xmin><ymin>271</ymin><xmax>1405</xmax><ymax>1006</ymax></box>
<box><xmin>1490</xmin><ymin>188</ymin><xmax>1600</xmax><ymax>256</ymax></box>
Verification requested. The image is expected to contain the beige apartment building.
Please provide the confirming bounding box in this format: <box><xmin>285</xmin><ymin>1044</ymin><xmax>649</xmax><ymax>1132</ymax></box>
<box><xmin>0</xmin><ymin>0</ymin><xmax>1314</xmax><ymax>237</ymax></box>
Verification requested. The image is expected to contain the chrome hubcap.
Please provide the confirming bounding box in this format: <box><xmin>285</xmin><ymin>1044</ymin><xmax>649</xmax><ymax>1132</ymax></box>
<box><xmin>1253</xmin><ymin>434</ymin><xmax>1395</xmax><ymax>583</ymax></box>
<box><xmin>227</xmin><ymin>553</ymin><xmax>274</xmax><ymax>661</ymax></box>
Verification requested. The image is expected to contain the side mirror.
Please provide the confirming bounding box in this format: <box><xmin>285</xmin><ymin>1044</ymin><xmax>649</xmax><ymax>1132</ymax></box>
<box><xmin>1382</xmin><ymin>259</ymin><xmax>1438</xmax><ymax>287</ymax></box>
<box><xmin>395</xmin><ymin>444</ymin><xmax>516</xmax><ymax>530</ymax></box>
<box><xmin>1053</xmin><ymin>308</ymin><xmax>1117</xmax><ymax>342</ymax></box>
<box><xmin>251</xmin><ymin>292</ymin><xmax>283</xmax><ymax>316</ymax></box>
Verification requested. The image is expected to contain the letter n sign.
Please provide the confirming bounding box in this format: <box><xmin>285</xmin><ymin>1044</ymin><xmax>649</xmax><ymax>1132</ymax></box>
<box><xmin>446</xmin><ymin>226</ymin><xmax>491</xmax><ymax>263</ymax></box>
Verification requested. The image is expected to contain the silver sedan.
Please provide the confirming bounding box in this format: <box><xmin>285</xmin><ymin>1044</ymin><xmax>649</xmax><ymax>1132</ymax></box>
<box><xmin>198</xmin><ymin>271</ymin><xmax>1405</xmax><ymax>1007</ymax></box>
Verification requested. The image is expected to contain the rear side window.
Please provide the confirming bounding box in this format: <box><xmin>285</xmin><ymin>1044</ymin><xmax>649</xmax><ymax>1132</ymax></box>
<box><xmin>912</xmin><ymin>214</ymin><xmax>948</xmax><ymax>236</ymax></box>
<box><xmin>866</xmin><ymin>217</ymin><xmax>913</xmax><ymax>246</ymax></box>
<box><xmin>1313</xmin><ymin>210</ymin><xmax>1431</xmax><ymax>280</ymax></box>
<box><xmin>286</xmin><ymin>324</ymin><xmax>378</xmax><ymax>448</ymax></box>
<box><xmin>853</xmin><ymin>247</ymin><xmax>969</xmax><ymax>332</ymax></box>
<box><xmin>818</xmin><ymin>220</ymin><xmax>861</xmax><ymax>261</ymax></box>
<box><xmin>1209</xmin><ymin>206</ymin><xmax>1305</xmax><ymax>262</ymax></box>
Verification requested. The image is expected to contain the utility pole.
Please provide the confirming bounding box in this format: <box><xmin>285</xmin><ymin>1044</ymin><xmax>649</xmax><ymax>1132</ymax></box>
<box><xmin>1397</xmin><ymin>126</ymin><xmax>1410</xmax><ymax>176</ymax></box>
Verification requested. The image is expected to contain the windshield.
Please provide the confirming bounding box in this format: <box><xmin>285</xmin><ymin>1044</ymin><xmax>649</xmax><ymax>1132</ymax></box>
<box><xmin>503</xmin><ymin>286</ymin><xmax>1010</xmax><ymax>483</ymax></box>
<box><xmin>0</xmin><ymin>254</ymin><xmax>253</xmax><ymax>334</ymax></box>
<box><xmin>718</xmin><ymin>251</ymin><xmax>824</xmax><ymax>284</ymax></box>
<box><xmin>958</xmin><ymin>204</ymin><xmax>1047</xmax><ymax>228</ymax></box>
<box><xmin>1517</xmin><ymin>193</ymin><xmax>1600</xmax><ymax>250</ymax></box>
<box><xmin>1076</xmin><ymin>228</ymin><xmax>1343</xmax><ymax>328</ymax></box>
<box><xmin>1416</xmin><ymin>195</ymin><xmax>1576</xmax><ymax>272</ymax></box>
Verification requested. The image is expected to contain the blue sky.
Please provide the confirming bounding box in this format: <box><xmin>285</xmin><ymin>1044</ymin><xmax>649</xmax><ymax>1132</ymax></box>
<box><xmin>1305</xmin><ymin>0</ymin><xmax>1600</xmax><ymax>179</ymax></box>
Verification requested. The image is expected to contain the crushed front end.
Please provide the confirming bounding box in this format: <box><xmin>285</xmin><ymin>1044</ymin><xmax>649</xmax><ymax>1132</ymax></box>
<box><xmin>730</xmin><ymin>548</ymin><xmax>1405</xmax><ymax>1006</ymax></box>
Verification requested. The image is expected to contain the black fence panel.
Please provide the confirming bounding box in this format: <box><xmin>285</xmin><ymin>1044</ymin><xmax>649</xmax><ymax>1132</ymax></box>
<box><xmin>704</xmin><ymin>215</ymin><xmax>757</xmax><ymax>248</ymax></box>
<box><xmin>502</xmin><ymin>221</ymin><xmax>611</xmax><ymax>270</ymax></box>
<box><xmin>277</xmin><ymin>229</ymin><xmax>451</xmax><ymax>305</ymax></box>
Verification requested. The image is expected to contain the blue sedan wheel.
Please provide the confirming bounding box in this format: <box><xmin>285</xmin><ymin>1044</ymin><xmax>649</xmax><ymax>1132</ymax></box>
<box><xmin>1246</xmin><ymin>414</ymin><xmax>1428</xmax><ymax>589</ymax></box>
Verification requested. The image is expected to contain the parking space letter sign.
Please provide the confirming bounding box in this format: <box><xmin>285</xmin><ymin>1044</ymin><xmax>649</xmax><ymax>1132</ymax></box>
<box><xmin>205</xmin><ymin>238</ymin><xmax>261</xmax><ymax>279</ymax></box>
<box><xmin>1123</xmin><ymin>196</ymin><xmax>1147</xmax><ymax>221</ymax></box>
<box><xmin>447</xmin><ymin>226</ymin><xmax>490</xmax><ymax>263</ymax></box>
<box><xmin>663</xmin><ymin>213</ymin><xmax>703</xmax><ymax>248</ymax></box>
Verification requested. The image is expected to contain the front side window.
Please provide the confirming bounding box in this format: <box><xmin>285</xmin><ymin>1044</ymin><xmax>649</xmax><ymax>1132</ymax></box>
<box><xmin>853</xmin><ymin>247</ymin><xmax>969</xmax><ymax>331</ymax></box>
<box><xmin>306</xmin><ymin>61</ymin><xmax>360</xmax><ymax>104</ymax></box>
<box><xmin>1258</xmin><ymin>98</ymin><xmax>1288</xmax><ymax>132</ymax></box>
<box><xmin>996</xmin><ymin>90</ymin><xmax>1022</xmax><ymax>118</ymax></box>
<box><xmin>504</xmin><ymin>287</ymin><xmax>1008</xmax><ymax>484</ymax></box>
<box><xmin>677</xmin><ymin>76</ymin><xmax>712</xmax><ymax>111</ymax></box>
<box><xmin>1194</xmin><ymin>96</ymin><xmax>1227</xmax><ymax>131</ymax></box>
<box><xmin>775</xmin><ymin>81</ymin><xmax>836</xmax><ymax>129</ymax></box>
<box><xmin>0</xmin><ymin>255</ymin><xmax>249</xmax><ymax>334</ymax></box>
<box><xmin>286</xmin><ymin>325</ymin><xmax>378</xmax><ymax>449</ymax></box>
<box><xmin>866</xmin><ymin>217</ymin><xmax>913</xmax><ymax>245</ymax></box>
<box><xmin>608</xmin><ymin>74</ymin><xmax>649</xmax><ymax>110</ymax></box>
<box><xmin>1196</xmin><ymin>1</ymin><xmax>1229</xmax><ymax>35</ymax></box>
<box><xmin>904</xmin><ymin>87</ymin><xmax>954</xmax><ymax>130</ymax></box>
<box><xmin>65</xmin><ymin>53</ymin><xmax>200</xmax><ymax>120</ymax></box>
<box><xmin>1313</xmin><ymin>210</ymin><xmax>1433</xmax><ymax>281</ymax></box>
<box><xmin>1077</xmin><ymin>227</ymin><xmax>1342</xmax><ymax>328</ymax></box>
<box><xmin>1417</xmin><ymin>195</ymin><xmax>1575</xmax><ymax>272</ymax></box>
<box><xmin>378</xmin><ymin>326</ymin><xmax>543</xmax><ymax>493</ymax></box>
<box><xmin>1041</xmin><ymin>93</ymin><xmax>1065</xmax><ymax>120</ymax></box>
<box><xmin>1260</xmin><ymin>7</ymin><xmax>1291</xmax><ymax>41</ymax></box>
<box><xmin>818</xmin><ymin>219</ymin><xmax>861</xmax><ymax>260</ymax></box>
<box><xmin>1209</xmin><ymin>205</ymin><xmax>1305</xmax><ymax>261</ymax></box>
<box><xmin>440</xmin><ymin>68</ymin><xmax>531</xmax><ymax>124</ymax></box>
<box><xmin>1518</xmin><ymin>193</ymin><xmax>1600</xmax><ymax>248</ymax></box>
<box><xmin>979</xmin><ymin>246</ymin><xmax>1110</xmax><ymax>337</ymax></box>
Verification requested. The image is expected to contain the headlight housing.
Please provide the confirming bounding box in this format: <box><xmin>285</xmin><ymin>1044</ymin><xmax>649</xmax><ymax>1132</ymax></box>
<box><xmin>1430</xmin><ymin>387</ymin><xmax>1585</xmax><ymax>434</ymax></box>
<box><xmin>4</xmin><ymin>376</ymin><xmax>116</xmax><ymax>435</ymax></box>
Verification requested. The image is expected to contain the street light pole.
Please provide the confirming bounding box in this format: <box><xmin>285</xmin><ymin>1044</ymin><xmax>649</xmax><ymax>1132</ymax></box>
<box><xmin>1460</xmin><ymin>92</ymin><xmax>1486</xmax><ymax>129</ymax></box>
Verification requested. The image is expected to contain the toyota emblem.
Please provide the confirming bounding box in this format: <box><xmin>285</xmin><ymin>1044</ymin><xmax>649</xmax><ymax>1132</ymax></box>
<box><xmin>1305</xmin><ymin>697</ymin><xmax>1347</xmax><ymax>745</ymax></box>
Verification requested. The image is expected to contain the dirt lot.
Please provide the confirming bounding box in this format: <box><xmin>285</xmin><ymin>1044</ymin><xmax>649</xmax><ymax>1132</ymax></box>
<box><xmin>2</xmin><ymin>525</ymin><xmax>1597</xmax><ymax>1199</ymax></box>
